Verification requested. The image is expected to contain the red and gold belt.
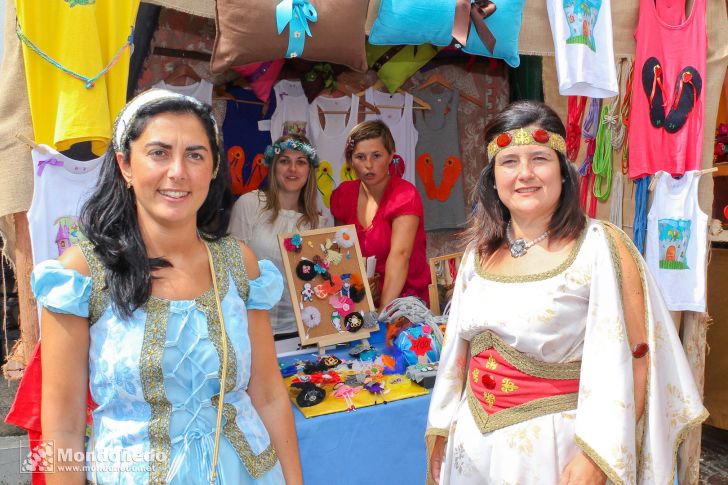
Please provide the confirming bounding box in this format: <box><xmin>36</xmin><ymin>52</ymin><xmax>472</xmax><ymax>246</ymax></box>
<box><xmin>466</xmin><ymin>331</ymin><xmax>581</xmax><ymax>433</ymax></box>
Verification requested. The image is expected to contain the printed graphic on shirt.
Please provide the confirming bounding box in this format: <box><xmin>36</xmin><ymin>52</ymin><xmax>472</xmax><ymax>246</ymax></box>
<box><xmin>416</xmin><ymin>153</ymin><xmax>463</xmax><ymax>202</ymax></box>
<box><xmin>282</xmin><ymin>121</ymin><xmax>307</xmax><ymax>137</ymax></box>
<box><xmin>65</xmin><ymin>0</ymin><xmax>96</xmax><ymax>6</ymax></box>
<box><xmin>340</xmin><ymin>163</ymin><xmax>358</xmax><ymax>183</ymax></box>
<box><xmin>227</xmin><ymin>146</ymin><xmax>268</xmax><ymax>196</ymax></box>
<box><xmin>316</xmin><ymin>161</ymin><xmax>335</xmax><ymax>208</ymax></box>
<box><xmin>54</xmin><ymin>216</ymin><xmax>86</xmax><ymax>257</ymax></box>
<box><xmin>563</xmin><ymin>0</ymin><xmax>602</xmax><ymax>52</ymax></box>
<box><xmin>658</xmin><ymin>218</ymin><xmax>691</xmax><ymax>270</ymax></box>
<box><xmin>389</xmin><ymin>154</ymin><xmax>406</xmax><ymax>179</ymax></box>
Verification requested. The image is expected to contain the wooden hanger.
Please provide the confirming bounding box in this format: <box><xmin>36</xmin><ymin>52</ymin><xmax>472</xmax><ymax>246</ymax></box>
<box><xmin>361</xmin><ymin>80</ymin><xmax>432</xmax><ymax>111</ymax></box>
<box><xmin>648</xmin><ymin>167</ymin><xmax>719</xmax><ymax>191</ymax></box>
<box><xmin>417</xmin><ymin>72</ymin><xmax>483</xmax><ymax>108</ymax></box>
<box><xmin>164</xmin><ymin>63</ymin><xmax>202</xmax><ymax>86</ymax></box>
<box><xmin>212</xmin><ymin>87</ymin><xmax>264</xmax><ymax>106</ymax></box>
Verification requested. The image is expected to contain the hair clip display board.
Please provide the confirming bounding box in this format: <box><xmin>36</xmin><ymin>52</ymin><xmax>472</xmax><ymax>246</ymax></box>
<box><xmin>278</xmin><ymin>225</ymin><xmax>378</xmax><ymax>350</ymax></box>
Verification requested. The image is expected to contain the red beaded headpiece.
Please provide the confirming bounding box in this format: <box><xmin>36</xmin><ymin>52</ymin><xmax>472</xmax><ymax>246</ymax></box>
<box><xmin>487</xmin><ymin>127</ymin><xmax>567</xmax><ymax>161</ymax></box>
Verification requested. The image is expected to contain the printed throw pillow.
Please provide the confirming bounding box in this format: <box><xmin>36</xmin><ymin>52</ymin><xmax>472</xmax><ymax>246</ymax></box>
<box><xmin>462</xmin><ymin>0</ymin><xmax>525</xmax><ymax>68</ymax></box>
<box><xmin>211</xmin><ymin>0</ymin><xmax>369</xmax><ymax>74</ymax></box>
<box><xmin>368</xmin><ymin>0</ymin><xmax>456</xmax><ymax>47</ymax></box>
<box><xmin>232</xmin><ymin>60</ymin><xmax>286</xmax><ymax>103</ymax></box>
<box><xmin>366</xmin><ymin>43</ymin><xmax>441</xmax><ymax>93</ymax></box>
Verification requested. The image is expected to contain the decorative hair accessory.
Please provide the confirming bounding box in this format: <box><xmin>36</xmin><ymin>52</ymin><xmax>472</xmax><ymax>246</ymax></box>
<box><xmin>312</xmin><ymin>255</ymin><xmax>329</xmax><ymax>275</ymax></box>
<box><xmin>348</xmin><ymin>274</ymin><xmax>367</xmax><ymax>303</ymax></box>
<box><xmin>329</xmin><ymin>295</ymin><xmax>355</xmax><ymax>317</ymax></box>
<box><xmin>345</xmin><ymin>312</ymin><xmax>364</xmax><ymax>333</ymax></box>
<box><xmin>505</xmin><ymin>220</ymin><xmax>550</xmax><ymax>258</ymax></box>
<box><xmin>113</xmin><ymin>89</ymin><xmax>222</xmax><ymax>177</ymax></box>
<box><xmin>321</xmin><ymin>239</ymin><xmax>342</xmax><ymax>265</ymax></box>
<box><xmin>331</xmin><ymin>310</ymin><xmax>344</xmax><ymax>332</ymax></box>
<box><xmin>334</xmin><ymin>228</ymin><xmax>356</xmax><ymax>248</ymax></box>
<box><xmin>313</xmin><ymin>284</ymin><xmax>329</xmax><ymax>300</ymax></box>
<box><xmin>290</xmin><ymin>382</ymin><xmax>326</xmax><ymax>407</ymax></box>
<box><xmin>263</xmin><ymin>138</ymin><xmax>320</xmax><ymax>167</ymax></box>
<box><xmin>333</xmin><ymin>382</ymin><xmax>362</xmax><ymax>412</ymax></box>
<box><xmin>486</xmin><ymin>127</ymin><xmax>567</xmax><ymax>161</ymax></box>
<box><xmin>283</xmin><ymin>234</ymin><xmax>303</xmax><ymax>252</ymax></box>
<box><xmin>321</xmin><ymin>274</ymin><xmax>343</xmax><ymax>295</ymax></box>
<box><xmin>295</xmin><ymin>260</ymin><xmax>317</xmax><ymax>281</ymax></box>
<box><xmin>301</xmin><ymin>283</ymin><xmax>314</xmax><ymax>302</ymax></box>
<box><xmin>301</xmin><ymin>306</ymin><xmax>321</xmax><ymax>338</ymax></box>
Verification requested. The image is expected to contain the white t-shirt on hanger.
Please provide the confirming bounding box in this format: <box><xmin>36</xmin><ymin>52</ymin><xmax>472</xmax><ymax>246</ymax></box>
<box><xmin>153</xmin><ymin>79</ymin><xmax>214</xmax><ymax>105</ymax></box>
<box><xmin>270</xmin><ymin>79</ymin><xmax>310</xmax><ymax>143</ymax></box>
<box><xmin>308</xmin><ymin>94</ymin><xmax>361</xmax><ymax>221</ymax></box>
<box><xmin>364</xmin><ymin>87</ymin><xmax>418</xmax><ymax>184</ymax></box>
<box><xmin>546</xmin><ymin>0</ymin><xmax>618</xmax><ymax>98</ymax></box>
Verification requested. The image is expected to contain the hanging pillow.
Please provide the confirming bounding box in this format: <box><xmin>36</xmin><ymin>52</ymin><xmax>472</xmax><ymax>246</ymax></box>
<box><xmin>368</xmin><ymin>0</ymin><xmax>456</xmax><ymax>47</ymax></box>
<box><xmin>211</xmin><ymin>0</ymin><xmax>369</xmax><ymax>75</ymax></box>
<box><xmin>366</xmin><ymin>43</ymin><xmax>441</xmax><ymax>93</ymax></box>
<box><xmin>461</xmin><ymin>0</ymin><xmax>525</xmax><ymax>68</ymax></box>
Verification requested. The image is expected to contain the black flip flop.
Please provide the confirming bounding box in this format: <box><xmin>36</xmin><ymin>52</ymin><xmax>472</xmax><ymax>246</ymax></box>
<box><xmin>641</xmin><ymin>57</ymin><xmax>666</xmax><ymax>129</ymax></box>
<box><xmin>664</xmin><ymin>66</ymin><xmax>702</xmax><ymax>134</ymax></box>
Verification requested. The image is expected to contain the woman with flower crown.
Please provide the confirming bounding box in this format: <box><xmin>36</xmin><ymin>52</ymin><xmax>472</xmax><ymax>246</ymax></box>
<box><xmin>426</xmin><ymin>100</ymin><xmax>706</xmax><ymax>485</ymax></box>
<box><xmin>229</xmin><ymin>134</ymin><xmax>331</xmax><ymax>338</ymax></box>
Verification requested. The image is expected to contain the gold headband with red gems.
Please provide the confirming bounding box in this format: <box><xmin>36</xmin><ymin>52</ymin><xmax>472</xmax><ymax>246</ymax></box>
<box><xmin>487</xmin><ymin>127</ymin><xmax>567</xmax><ymax>161</ymax></box>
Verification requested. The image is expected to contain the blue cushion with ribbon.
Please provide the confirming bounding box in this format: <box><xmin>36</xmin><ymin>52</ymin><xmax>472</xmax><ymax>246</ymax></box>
<box><xmin>393</xmin><ymin>324</ymin><xmax>441</xmax><ymax>366</ymax></box>
<box><xmin>369</xmin><ymin>0</ymin><xmax>456</xmax><ymax>47</ymax></box>
<box><xmin>461</xmin><ymin>0</ymin><xmax>525</xmax><ymax>68</ymax></box>
<box><xmin>276</xmin><ymin>0</ymin><xmax>318</xmax><ymax>58</ymax></box>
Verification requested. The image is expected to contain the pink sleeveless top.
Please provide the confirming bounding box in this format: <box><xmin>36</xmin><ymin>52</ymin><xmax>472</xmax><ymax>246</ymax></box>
<box><xmin>628</xmin><ymin>0</ymin><xmax>706</xmax><ymax>179</ymax></box>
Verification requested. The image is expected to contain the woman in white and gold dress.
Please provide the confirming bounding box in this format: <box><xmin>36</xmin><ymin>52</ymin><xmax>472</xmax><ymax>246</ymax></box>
<box><xmin>426</xmin><ymin>100</ymin><xmax>707</xmax><ymax>485</ymax></box>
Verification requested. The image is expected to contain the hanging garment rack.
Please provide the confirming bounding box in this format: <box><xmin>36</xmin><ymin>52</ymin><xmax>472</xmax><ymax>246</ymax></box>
<box><xmin>648</xmin><ymin>167</ymin><xmax>719</xmax><ymax>191</ymax></box>
<box><xmin>416</xmin><ymin>72</ymin><xmax>484</xmax><ymax>108</ymax></box>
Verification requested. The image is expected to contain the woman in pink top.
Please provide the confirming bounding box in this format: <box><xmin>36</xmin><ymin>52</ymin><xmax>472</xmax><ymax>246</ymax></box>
<box><xmin>331</xmin><ymin>120</ymin><xmax>429</xmax><ymax>310</ymax></box>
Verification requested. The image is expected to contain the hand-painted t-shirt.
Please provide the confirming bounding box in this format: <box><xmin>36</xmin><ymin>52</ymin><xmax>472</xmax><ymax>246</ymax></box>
<box><xmin>222</xmin><ymin>86</ymin><xmax>276</xmax><ymax>196</ymax></box>
<box><xmin>330</xmin><ymin>177</ymin><xmax>429</xmax><ymax>305</ymax></box>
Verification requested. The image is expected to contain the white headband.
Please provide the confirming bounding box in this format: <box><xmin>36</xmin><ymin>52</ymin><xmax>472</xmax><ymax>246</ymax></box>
<box><xmin>112</xmin><ymin>88</ymin><xmax>220</xmax><ymax>152</ymax></box>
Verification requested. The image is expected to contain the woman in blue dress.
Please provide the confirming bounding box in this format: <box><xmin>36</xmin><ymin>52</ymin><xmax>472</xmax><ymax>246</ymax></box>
<box><xmin>32</xmin><ymin>89</ymin><xmax>302</xmax><ymax>484</ymax></box>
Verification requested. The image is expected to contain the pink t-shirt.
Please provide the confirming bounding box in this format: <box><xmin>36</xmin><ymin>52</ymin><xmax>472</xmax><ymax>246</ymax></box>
<box><xmin>628</xmin><ymin>0</ymin><xmax>706</xmax><ymax>179</ymax></box>
<box><xmin>331</xmin><ymin>177</ymin><xmax>430</xmax><ymax>306</ymax></box>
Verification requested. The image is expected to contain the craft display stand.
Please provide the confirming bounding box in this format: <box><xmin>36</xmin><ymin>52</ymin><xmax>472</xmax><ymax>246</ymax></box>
<box><xmin>277</xmin><ymin>224</ymin><xmax>378</xmax><ymax>355</ymax></box>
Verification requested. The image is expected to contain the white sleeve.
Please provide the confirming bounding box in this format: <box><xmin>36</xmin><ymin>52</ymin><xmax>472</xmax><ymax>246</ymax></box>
<box><xmin>228</xmin><ymin>194</ymin><xmax>254</xmax><ymax>243</ymax></box>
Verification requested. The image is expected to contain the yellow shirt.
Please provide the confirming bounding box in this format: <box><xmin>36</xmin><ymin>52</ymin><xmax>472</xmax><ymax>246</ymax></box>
<box><xmin>16</xmin><ymin>0</ymin><xmax>140</xmax><ymax>155</ymax></box>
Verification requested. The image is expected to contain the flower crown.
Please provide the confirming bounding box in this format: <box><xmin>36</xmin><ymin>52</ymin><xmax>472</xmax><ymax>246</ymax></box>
<box><xmin>263</xmin><ymin>139</ymin><xmax>320</xmax><ymax>167</ymax></box>
<box><xmin>486</xmin><ymin>127</ymin><xmax>567</xmax><ymax>161</ymax></box>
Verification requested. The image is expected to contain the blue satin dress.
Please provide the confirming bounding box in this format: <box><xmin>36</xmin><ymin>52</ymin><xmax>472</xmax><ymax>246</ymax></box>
<box><xmin>31</xmin><ymin>236</ymin><xmax>286</xmax><ymax>484</ymax></box>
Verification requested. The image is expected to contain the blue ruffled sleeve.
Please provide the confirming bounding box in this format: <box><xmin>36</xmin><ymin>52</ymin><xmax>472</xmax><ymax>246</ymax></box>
<box><xmin>30</xmin><ymin>260</ymin><xmax>91</xmax><ymax>318</ymax></box>
<box><xmin>247</xmin><ymin>260</ymin><xmax>284</xmax><ymax>310</ymax></box>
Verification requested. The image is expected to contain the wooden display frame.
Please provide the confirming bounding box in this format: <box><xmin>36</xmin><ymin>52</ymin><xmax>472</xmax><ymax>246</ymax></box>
<box><xmin>278</xmin><ymin>224</ymin><xmax>377</xmax><ymax>349</ymax></box>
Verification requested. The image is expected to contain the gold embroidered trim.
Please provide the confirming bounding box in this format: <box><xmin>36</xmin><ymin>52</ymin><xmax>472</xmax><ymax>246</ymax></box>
<box><xmin>204</xmin><ymin>237</ymin><xmax>277</xmax><ymax>478</ymax></box>
<box><xmin>225</xmin><ymin>237</ymin><xmax>250</xmax><ymax>302</ymax></box>
<box><xmin>669</xmin><ymin>408</ymin><xmax>709</xmax><ymax>485</ymax></box>
<box><xmin>475</xmin><ymin>222</ymin><xmax>588</xmax><ymax>283</ymax></box>
<box><xmin>76</xmin><ymin>241</ymin><xmax>108</xmax><ymax>324</ymax></box>
<box><xmin>575</xmin><ymin>434</ymin><xmax>624</xmax><ymax>485</ymax></box>
<box><xmin>212</xmin><ymin>401</ymin><xmax>278</xmax><ymax>479</ymax></box>
<box><xmin>424</xmin><ymin>427</ymin><xmax>450</xmax><ymax>438</ymax></box>
<box><xmin>466</xmin><ymin>383</ymin><xmax>578</xmax><ymax>434</ymax></box>
<box><xmin>470</xmin><ymin>331</ymin><xmax>581</xmax><ymax>379</ymax></box>
<box><xmin>425</xmin><ymin>429</ymin><xmax>450</xmax><ymax>485</ymax></box>
<box><xmin>599</xmin><ymin>221</ymin><xmax>653</xmax><ymax>475</ymax></box>
<box><xmin>139</xmin><ymin>297</ymin><xmax>172</xmax><ymax>484</ymax></box>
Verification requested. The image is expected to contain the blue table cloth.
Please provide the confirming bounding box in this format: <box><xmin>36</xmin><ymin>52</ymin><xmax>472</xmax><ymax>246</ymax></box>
<box><xmin>279</xmin><ymin>330</ymin><xmax>430</xmax><ymax>485</ymax></box>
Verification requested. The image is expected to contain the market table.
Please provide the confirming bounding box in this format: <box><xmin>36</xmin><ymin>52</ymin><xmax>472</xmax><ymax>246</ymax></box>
<box><xmin>278</xmin><ymin>334</ymin><xmax>431</xmax><ymax>485</ymax></box>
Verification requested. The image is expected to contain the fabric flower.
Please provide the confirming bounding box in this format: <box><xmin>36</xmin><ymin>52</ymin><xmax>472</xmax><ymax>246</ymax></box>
<box><xmin>283</xmin><ymin>238</ymin><xmax>297</xmax><ymax>252</ymax></box>
<box><xmin>291</xmin><ymin>234</ymin><xmax>303</xmax><ymax>247</ymax></box>
<box><xmin>334</xmin><ymin>228</ymin><xmax>356</xmax><ymax>248</ymax></box>
<box><xmin>409</xmin><ymin>335</ymin><xmax>433</xmax><ymax>357</ymax></box>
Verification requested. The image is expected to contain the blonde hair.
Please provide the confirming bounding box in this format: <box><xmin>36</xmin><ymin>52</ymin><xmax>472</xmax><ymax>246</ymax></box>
<box><xmin>263</xmin><ymin>134</ymin><xmax>320</xmax><ymax>229</ymax></box>
<box><xmin>344</xmin><ymin>120</ymin><xmax>396</xmax><ymax>162</ymax></box>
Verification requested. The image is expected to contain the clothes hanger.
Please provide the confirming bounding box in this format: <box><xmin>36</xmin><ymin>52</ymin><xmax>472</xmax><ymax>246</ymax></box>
<box><xmin>361</xmin><ymin>80</ymin><xmax>432</xmax><ymax>110</ymax></box>
<box><xmin>417</xmin><ymin>72</ymin><xmax>484</xmax><ymax>108</ymax></box>
<box><xmin>648</xmin><ymin>167</ymin><xmax>719</xmax><ymax>191</ymax></box>
<box><xmin>164</xmin><ymin>63</ymin><xmax>202</xmax><ymax>86</ymax></box>
<box><xmin>16</xmin><ymin>133</ymin><xmax>49</xmax><ymax>154</ymax></box>
<box><xmin>318</xmin><ymin>82</ymin><xmax>381</xmax><ymax>115</ymax></box>
<box><xmin>212</xmin><ymin>86</ymin><xmax>265</xmax><ymax>106</ymax></box>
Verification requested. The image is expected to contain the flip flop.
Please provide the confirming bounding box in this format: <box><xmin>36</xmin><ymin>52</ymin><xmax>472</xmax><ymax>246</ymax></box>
<box><xmin>416</xmin><ymin>153</ymin><xmax>437</xmax><ymax>199</ymax></box>
<box><xmin>641</xmin><ymin>57</ymin><xmax>666</xmax><ymax>129</ymax></box>
<box><xmin>664</xmin><ymin>66</ymin><xmax>702</xmax><ymax>134</ymax></box>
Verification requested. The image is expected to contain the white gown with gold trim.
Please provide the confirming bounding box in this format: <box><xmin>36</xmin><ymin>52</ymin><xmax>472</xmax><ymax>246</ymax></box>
<box><xmin>426</xmin><ymin>220</ymin><xmax>707</xmax><ymax>485</ymax></box>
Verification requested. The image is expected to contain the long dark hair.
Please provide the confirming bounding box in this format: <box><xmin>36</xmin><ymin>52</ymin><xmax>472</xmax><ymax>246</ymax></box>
<box><xmin>80</xmin><ymin>97</ymin><xmax>231</xmax><ymax>318</ymax></box>
<box><xmin>464</xmin><ymin>100</ymin><xmax>585</xmax><ymax>260</ymax></box>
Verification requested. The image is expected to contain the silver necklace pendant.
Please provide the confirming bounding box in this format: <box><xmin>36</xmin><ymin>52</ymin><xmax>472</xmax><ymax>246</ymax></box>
<box><xmin>509</xmin><ymin>239</ymin><xmax>528</xmax><ymax>258</ymax></box>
